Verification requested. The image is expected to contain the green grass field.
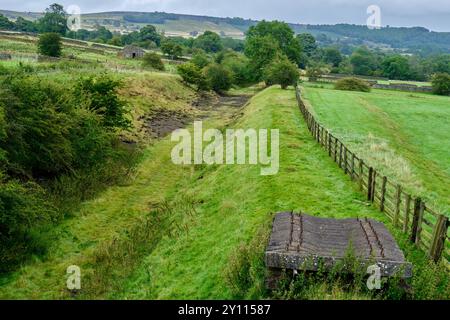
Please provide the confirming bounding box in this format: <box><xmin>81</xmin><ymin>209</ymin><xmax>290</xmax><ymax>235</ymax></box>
<box><xmin>301</xmin><ymin>84</ymin><xmax>450</xmax><ymax>216</ymax></box>
<box><xmin>1</xmin><ymin>86</ymin><xmax>448</xmax><ymax>300</ymax></box>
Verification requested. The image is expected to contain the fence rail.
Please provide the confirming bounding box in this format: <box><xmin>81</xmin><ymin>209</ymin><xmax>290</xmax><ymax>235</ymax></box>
<box><xmin>295</xmin><ymin>87</ymin><xmax>450</xmax><ymax>268</ymax></box>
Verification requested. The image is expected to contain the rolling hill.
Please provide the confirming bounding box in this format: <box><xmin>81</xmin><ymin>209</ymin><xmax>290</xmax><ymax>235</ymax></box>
<box><xmin>1</xmin><ymin>9</ymin><xmax>450</xmax><ymax>54</ymax></box>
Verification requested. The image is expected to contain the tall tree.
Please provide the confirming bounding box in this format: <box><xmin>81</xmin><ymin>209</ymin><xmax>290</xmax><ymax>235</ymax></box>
<box><xmin>246</xmin><ymin>21</ymin><xmax>301</xmax><ymax>66</ymax></box>
<box><xmin>297</xmin><ymin>33</ymin><xmax>317</xmax><ymax>57</ymax></box>
<box><xmin>38</xmin><ymin>3</ymin><xmax>68</xmax><ymax>35</ymax></box>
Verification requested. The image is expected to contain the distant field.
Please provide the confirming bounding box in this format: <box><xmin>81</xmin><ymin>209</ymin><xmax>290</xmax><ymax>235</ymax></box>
<box><xmin>301</xmin><ymin>84</ymin><xmax>450</xmax><ymax>215</ymax></box>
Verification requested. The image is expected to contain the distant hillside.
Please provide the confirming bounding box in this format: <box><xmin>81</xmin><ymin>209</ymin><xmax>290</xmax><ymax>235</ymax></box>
<box><xmin>1</xmin><ymin>9</ymin><xmax>450</xmax><ymax>54</ymax></box>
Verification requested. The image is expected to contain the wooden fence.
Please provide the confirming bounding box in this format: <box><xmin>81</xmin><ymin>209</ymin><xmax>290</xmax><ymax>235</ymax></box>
<box><xmin>295</xmin><ymin>87</ymin><xmax>450</xmax><ymax>269</ymax></box>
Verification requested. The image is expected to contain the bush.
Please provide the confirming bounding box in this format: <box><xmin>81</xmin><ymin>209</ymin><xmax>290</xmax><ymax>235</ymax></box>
<box><xmin>142</xmin><ymin>52</ymin><xmax>165</xmax><ymax>71</ymax></box>
<box><xmin>222</xmin><ymin>52</ymin><xmax>254</xmax><ymax>86</ymax></box>
<box><xmin>191</xmin><ymin>51</ymin><xmax>211</xmax><ymax>69</ymax></box>
<box><xmin>335</xmin><ymin>77</ymin><xmax>371</xmax><ymax>92</ymax></box>
<box><xmin>75</xmin><ymin>75</ymin><xmax>131</xmax><ymax>130</ymax></box>
<box><xmin>431</xmin><ymin>73</ymin><xmax>450</xmax><ymax>96</ymax></box>
<box><xmin>204</xmin><ymin>63</ymin><xmax>233</xmax><ymax>93</ymax></box>
<box><xmin>177</xmin><ymin>63</ymin><xmax>209</xmax><ymax>91</ymax></box>
<box><xmin>263</xmin><ymin>56</ymin><xmax>299</xmax><ymax>89</ymax></box>
<box><xmin>0</xmin><ymin>178</ymin><xmax>58</xmax><ymax>272</ymax></box>
<box><xmin>37</xmin><ymin>32</ymin><xmax>62</xmax><ymax>57</ymax></box>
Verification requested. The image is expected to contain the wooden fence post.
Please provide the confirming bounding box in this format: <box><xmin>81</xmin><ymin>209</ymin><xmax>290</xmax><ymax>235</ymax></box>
<box><xmin>403</xmin><ymin>194</ymin><xmax>411</xmax><ymax>233</ymax></box>
<box><xmin>380</xmin><ymin>176</ymin><xmax>387</xmax><ymax>212</ymax></box>
<box><xmin>359</xmin><ymin>160</ymin><xmax>364</xmax><ymax>191</ymax></box>
<box><xmin>371</xmin><ymin>170</ymin><xmax>377</xmax><ymax>202</ymax></box>
<box><xmin>429</xmin><ymin>215</ymin><xmax>449</xmax><ymax>263</ymax></box>
<box><xmin>339</xmin><ymin>143</ymin><xmax>343</xmax><ymax>168</ymax></box>
<box><xmin>334</xmin><ymin>138</ymin><xmax>338</xmax><ymax>163</ymax></box>
<box><xmin>394</xmin><ymin>184</ymin><xmax>402</xmax><ymax>227</ymax></box>
<box><xmin>410</xmin><ymin>198</ymin><xmax>424</xmax><ymax>244</ymax></box>
<box><xmin>351</xmin><ymin>154</ymin><xmax>356</xmax><ymax>180</ymax></box>
<box><xmin>367</xmin><ymin>167</ymin><xmax>374</xmax><ymax>201</ymax></box>
<box><xmin>344</xmin><ymin>147</ymin><xmax>348</xmax><ymax>175</ymax></box>
<box><xmin>328</xmin><ymin>134</ymin><xmax>332</xmax><ymax>157</ymax></box>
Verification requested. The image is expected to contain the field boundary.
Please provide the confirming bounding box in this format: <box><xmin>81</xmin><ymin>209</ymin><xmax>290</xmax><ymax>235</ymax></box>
<box><xmin>295</xmin><ymin>86</ymin><xmax>450</xmax><ymax>269</ymax></box>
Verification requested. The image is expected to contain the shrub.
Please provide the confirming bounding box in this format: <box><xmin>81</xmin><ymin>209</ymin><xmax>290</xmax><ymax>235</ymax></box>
<box><xmin>204</xmin><ymin>63</ymin><xmax>233</xmax><ymax>93</ymax></box>
<box><xmin>222</xmin><ymin>52</ymin><xmax>254</xmax><ymax>86</ymax></box>
<box><xmin>431</xmin><ymin>73</ymin><xmax>450</xmax><ymax>96</ymax></box>
<box><xmin>75</xmin><ymin>75</ymin><xmax>131</xmax><ymax>130</ymax></box>
<box><xmin>0</xmin><ymin>178</ymin><xmax>58</xmax><ymax>272</ymax></box>
<box><xmin>37</xmin><ymin>32</ymin><xmax>62</xmax><ymax>57</ymax></box>
<box><xmin>191</xmin><ymin>51</ymin><xmax>211</xmax><ymax>69</ymax></box>
<box><xmin>177</xmin><ymin>63</ymin><xmax>209</xmax><ymax>91</ymax></box>
<box><xmin>263</xmin><ymin>56</ymin><xmax>299</xmax><ymax>89</ymax></box>
<box><xmin>335</xmin><ymin>77</ymin><xmax>371</xmax><ymax>92</ymax></box>
<box><xmin>142</xmin><ymin>52</ymin><xmax>165</xmax><ymax>71</ymax></box>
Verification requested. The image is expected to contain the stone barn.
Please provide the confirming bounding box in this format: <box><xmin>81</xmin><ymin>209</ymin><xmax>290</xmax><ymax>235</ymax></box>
<box><xmin>119</xmin><ymin>45</ymin><xmax>145</xmax><ymax>59</ymax></box>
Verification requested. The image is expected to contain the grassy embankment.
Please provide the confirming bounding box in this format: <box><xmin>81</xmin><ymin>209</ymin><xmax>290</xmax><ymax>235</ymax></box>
<box><xmin>2</xmin><ymin>86</ymin><xmax>447</xmax><ymax>300</ymax></box>
<box><xmin>301</xmin><ymin>84</ymin><xmax>450</xmax><ymax>216</ymax></box>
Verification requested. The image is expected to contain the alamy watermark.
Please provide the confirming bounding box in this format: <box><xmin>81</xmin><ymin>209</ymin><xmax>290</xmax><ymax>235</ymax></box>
<box><xmin>67</xmin><ymin>4</ymin><xmax>82</xmax><ymax>31</ymax></box>
<box><xmin>67</xmin><ymin>265</ymin><xmax>81</xmax><ymax>290</ymax></box>
<box><xmin>171</xmin><ymin>121</ymin><xmax>280</xmax><ymax>176</ymax></box>
<box><xmin>367</xmin><ymin>264</ymin><xmax>382</xmax><ymax>290</ymax></box>
<box><xmin>367</xmin><ymin>5</ymin><xmax>382</xmax><ymax>29</ymax></box>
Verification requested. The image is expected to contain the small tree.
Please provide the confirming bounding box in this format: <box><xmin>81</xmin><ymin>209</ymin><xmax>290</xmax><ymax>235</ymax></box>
<box><xmin>142</xmin><ymin>52</ymin><xmax>165</xmax><ymax>71</ymax></box>
<box><xmin>204</xmin><ymin>63</ymin><xmax>233</xmax><ymax>93</ymax></box>
<box><xmin>37</xmin><ymin>33</ymin><xmax>62</xmax><ymax>57</ymax></box>
<box><xmin>306</xmin><ymin>64</ymin><xmax>324</xmax><ymax>82</ymax></box>
<box><xmin>161</xmin><ymin>39</ymin><xmax>183</xmax><ymax>60</ymax></box>
<box><xmin>177</xmin><ymin>63</ymin><xmax>209</xmax><ymax>91</ymax></box>
<box><xmin>264</xmin><ymin>56</ymin><xmax>299</xmax><ymax>89</ymax></box>
<box><xmin>431</xmin><ymin>73</ymin><xmax>450</xmax><ymax>96</ymax></box>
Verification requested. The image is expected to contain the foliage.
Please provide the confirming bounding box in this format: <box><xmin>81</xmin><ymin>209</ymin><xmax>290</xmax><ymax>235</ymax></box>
<box><xmin>323</xmin><ymin>47</ymin><xmax>343</xmax><ymax>68</ymax></box>
<box><xmin>142</xmin><ymin>52</ymin><xmax>165</xmax><ymax>71</ymax></box>
<box><xmin>37</xmin><ymin>32</ymin><xmax>62</xmax><ymax>57</ymax></box>
<box><xmin>221</xmin><ymin>52</ymin><xmax>254</xmax><ymax>86</ymax></box>
<box><xmin>75</xmin><ymin>75</ymin><xmax>131</xmax><ymax>130</ymax></box>
<box><xmin>193</xmin><ymin>31</ymin><xmax>223</xmax><ymax>53</ymax></box>
<box><xmin>306</xmin><ymin>63</ymin><xmax>326</xmax><ymax>81</ymax></box>
<box><xmin>139</xmin><ymin>25</ymin><xmax>162</xmax><ymax>46</ymax></box>
<box><xmin>0</xmin><ymin>14</ymin><xmax>15</xmax><ymax>30</ymax></box>
<box><xmin>177</xmin><ymin>63</ymin><xmax>209</xmax><ymax>91</ymax></box>
<box><xmin>161</xmin><ymin>38</ymin><xmax>183</xmax><ymax>59</ymax></box>
<box><xmin>382</xmin><ymin>55</ymin><xmax>413</xmax><ymax>80</ymax></box>
<box><xmin>244</xmin><ymin>35</ymin><xmax>281</xmax><ymax>81</ymax></box>
<box><xmin>297</xmin><ymin>33</ymin><xmax>318</xmax><ymax>57</ymax></box>
<box><xmin>191</xmin><ymin>50</ymin><xmax>211</xmax><ymax>69</ymax></box>
<box><xmin>0</xmin><ymin>178</ymin><xmax>57</xmax><ymax>272</ymax></box>
<box><xmin>264</xmin><ymin>56</ymin><xmax>299</xmax><ymax>89</ymax></box>
<box><xmin>204</xmin><ymin>63</ymin><xmax>233</xmax><ymax>93</ymax></box>
<box><xmin>349</xmin><ymin>47</ymin><xmax>380</xmax><ymax>76</ymax></box>
<box><xmin>246</xmin><ymin>21</ymin><xmax>302</xmax><ymax>66</ymax></box>
<box><xmin>37</xmin><ymin>3</ymin><xmax>68</xmax><ymax>35</ymax></box>
<box><xmin>431</xmin><ymin>73</ymin><xmax>450</xmax><ymax>96</ymax></box>
<box><xmin>335</xmin><ymin>77</ymin><xmax>371</xmax><ymax>92</ymax></box>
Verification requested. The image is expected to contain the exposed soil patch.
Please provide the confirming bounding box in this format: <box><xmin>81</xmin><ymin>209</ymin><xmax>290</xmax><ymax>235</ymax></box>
<box><xmin>193</xmin><ymin>92</ymin><xmax>251</xmax><ymax>111</ymax></box>
<box><xmin>133</xmin><ymin>92</ymin><xmax>252</xmax><ymax>140</ymax></box>
<box><xmin>138</xmin><ymin>110</ymin><xmax>192</xmax><ymax>138</ymax></box>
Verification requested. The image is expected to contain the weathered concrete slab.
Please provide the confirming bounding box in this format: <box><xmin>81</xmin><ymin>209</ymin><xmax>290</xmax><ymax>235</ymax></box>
<box><xmin>265</xmin><ymin>212</ymin><xmax>412</xmax><ymax>278</ymax></box>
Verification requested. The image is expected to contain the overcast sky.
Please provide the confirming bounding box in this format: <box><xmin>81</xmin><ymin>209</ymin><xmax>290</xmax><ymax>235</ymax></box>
<box><xmin>1</xmin><ymin>0</ymin><xmax>450</xmax><ymax>31</ymax></box>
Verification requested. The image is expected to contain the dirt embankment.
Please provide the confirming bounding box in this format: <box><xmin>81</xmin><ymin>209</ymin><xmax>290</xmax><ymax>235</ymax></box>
<box><xmin>139</xmin><ymin>92</ymin><xmax>252</xmax><ymax>139</ymax></box>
